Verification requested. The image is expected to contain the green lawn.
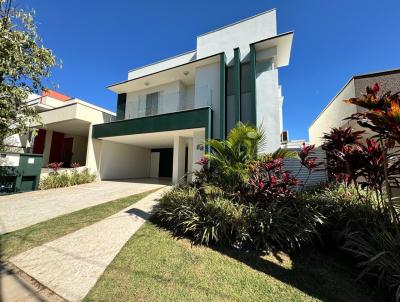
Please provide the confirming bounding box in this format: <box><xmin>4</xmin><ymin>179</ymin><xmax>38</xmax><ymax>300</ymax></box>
<box><xmin>84</xmin><ymin>222</ymin><xmax>376</xmax><ymax>302</ymax></box>
<box><xmin>1</xmin><ymin>189</ymin><xmax>159</xmax><ymax>259</ymax></box>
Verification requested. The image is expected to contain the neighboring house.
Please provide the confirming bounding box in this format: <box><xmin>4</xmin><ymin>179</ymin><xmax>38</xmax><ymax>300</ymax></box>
<box><xmin>87</xmin><ymin>9</ymin><xmax>293</xmax><ymax>184</ymax></box>
<box><xmin>309</xmin><ymin>68</ymin><xmax>400</xmax><ymax>146</ymax></box>
<box><xmin>4</xmin><ymin>90</ymin><xmax>115</xmax><ymax>167</ymax></box>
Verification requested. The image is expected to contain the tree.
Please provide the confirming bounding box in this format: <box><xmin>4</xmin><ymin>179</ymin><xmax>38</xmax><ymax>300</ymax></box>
<box><xmin>0</xmin><ymin>0</ymin><xmax>58</xmax><ymax>150</ymax></box>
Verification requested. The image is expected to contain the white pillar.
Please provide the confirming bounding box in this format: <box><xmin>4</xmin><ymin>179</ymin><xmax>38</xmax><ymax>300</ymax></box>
<box><xmin>86</xmin><ymin>124</ymin><xmax>102</xmax><ymax>178</ymax></box>
<box><xmin>191</xmin><ymin>130</ymin><xmax>205</xmax><ymax>182</ymax></box>
<box><xmin>172</xmin><ymin>136</ymin><xmax>186</xmax><ymax>184</ymax></box>
<box><xmin>42</xmin><ymin>130</ymin><xmax>53</xmax><ymax>167</ymax></box>
<box><xmin>186</xmin><ymin>138</ymin><xmax>193</xmax><ymax>184</ymax></box>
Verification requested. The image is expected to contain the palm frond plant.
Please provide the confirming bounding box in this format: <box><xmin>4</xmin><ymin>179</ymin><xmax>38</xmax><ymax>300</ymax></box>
<box><xmin>200</xmin><ymin>122</ymin><xmax>265</xmax><ymax>196</ymax></box>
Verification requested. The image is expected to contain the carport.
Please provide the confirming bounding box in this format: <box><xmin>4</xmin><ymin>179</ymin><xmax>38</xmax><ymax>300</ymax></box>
<box><xmin>88</xmin><ymin>107</ymin><xmax>211</xmax><ymax>184</ymax></box>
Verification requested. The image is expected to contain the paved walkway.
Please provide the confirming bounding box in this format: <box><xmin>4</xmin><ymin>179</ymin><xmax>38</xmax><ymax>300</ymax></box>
<box><xmin>0</xmin><ymin>179</ymin><xmax>168</xmax><ymax>234</ymax></box>
<box><xmin>10</xmin><ymin>188</ymin><xmax>167</xmax><ymax>302</ymax></box>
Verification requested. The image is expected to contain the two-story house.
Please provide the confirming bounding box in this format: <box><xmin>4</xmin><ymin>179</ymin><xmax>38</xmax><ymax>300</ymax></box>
<box><xmin>87</xmin><ymin>9</ymin><xmax>293</xmax><ymax>184</ymax></box>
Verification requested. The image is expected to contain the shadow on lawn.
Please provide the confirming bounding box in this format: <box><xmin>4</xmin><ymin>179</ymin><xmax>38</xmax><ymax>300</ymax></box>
<box><xmin>211</xmin><ymin>246</ymin><xmax>382</xmax><ymax>302</ymax></box>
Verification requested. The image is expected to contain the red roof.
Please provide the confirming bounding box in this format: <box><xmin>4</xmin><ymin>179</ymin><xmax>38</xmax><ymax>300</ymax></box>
<box><xmin>42</xmin><ymin>89</ymin><xmax>71</xmax><ymax>101</ymax></box>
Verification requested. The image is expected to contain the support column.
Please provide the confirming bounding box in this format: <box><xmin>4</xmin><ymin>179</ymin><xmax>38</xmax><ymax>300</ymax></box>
<box><xmin>186</xmin><ymin>138</ymin><xmax>193</xmax><ymax>184</ymax></box>
<box><xmin>86</xmin><ymin>123</ymin><xmax>102</xmax><ymax>178</ymax></box>
<box><xmin>172</xmin><ymin>136</ymin><xmax>186</xmax><ymax>184</ymax></box>
<box><xmin>219</xmin><ymin>53</ymin><xmax>226</xmax><ymax>139</ymax></box>
<box><xmin>42</xmin><ymin>130</ymin><xmax>53</xmax><ymax>167</ymax></box>
<box><xmin>191</xmin><ymin>130</ymin><xmax>205</xmax><ymax>182</ymax></box>
<box><xmin>234</xmin><ymin>48</ymin><xmax>241</xmax><ymax>123</ymax></box>
<box><xmin>249</xmin><ymin>44</ymin><xmax>257</xmax><ymax>126</ymax></box>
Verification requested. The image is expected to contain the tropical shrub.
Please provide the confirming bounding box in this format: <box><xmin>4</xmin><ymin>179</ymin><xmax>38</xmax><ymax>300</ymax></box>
<box><xmin>39</xmin><ymin>168</ymin><xmax>96</xmax><ymax>190</ymax></box>
<box><xmin>319</xmin><ymin>82</ymin><xmax>400</xmax><ymax>300</ymax></box>
<box><xmin>154</xmin><ymin>187</ymin><xmax>249</xmax><ymax>247</ymax></box>
<box><xmin>302</xmin><ymin>184</ymin><xmax>400</xmax><ymax>301</ymax></box>
<box><xmin>155</xmin><ymin>123</ymin><xmax>323</xmax><ymax>252</ymax></box>
<box><xmin>154</xmin><ymin>185</ymin><xmax>324</xmax><ymax>251</ymax></box>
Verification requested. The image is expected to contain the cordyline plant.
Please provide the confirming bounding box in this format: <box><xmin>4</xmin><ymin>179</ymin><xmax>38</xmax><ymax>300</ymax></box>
<box><xmin>48</xmin><ymin>162</ymin><xmax>63</xmax><ymax>174</ymax></box>
<box><xmin>323</xmin><ymin>84</ymin><xmax>400</xmax><ymax>223</ymax></box>
<box><xmin>194</xmin><ymin>123</ymin><xmax>320</xmax><ymax>203</ymax></box>
<box><xmin>345</xmin><ymin>83</ymin><xmax>400</xmax><ymax>223</ymax></box>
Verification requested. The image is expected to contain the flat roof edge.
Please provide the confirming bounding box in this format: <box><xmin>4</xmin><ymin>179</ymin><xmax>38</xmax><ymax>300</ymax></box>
<box><xmin>197</xmin><ymin>8</ymin><xmax>276</xmax><ymax>38</ymax></box>
<box><xmin>127</xmin><ymin>49</ymin><xmax>197</xmax><ymax>74</ymax></box>
<box><xmin>250</xmin><ymin>31</ymin><xmax>294</xmax><ymax>46</ymax></box>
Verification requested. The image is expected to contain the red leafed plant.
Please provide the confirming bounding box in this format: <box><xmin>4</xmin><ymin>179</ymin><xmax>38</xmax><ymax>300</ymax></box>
<box><xmin>48</xmin><ymin>162</ymin><xmax>63</xmax><ymax>173</ymax></box>
<box><xmin>71</xmin><ymin>162</ymin><xmax>81</xmax><ymax>169</ymax></box>
<box><xmin>344</xmin><ymin>83</ymin><xmax>400</xmax><ymax>222</ymax></box>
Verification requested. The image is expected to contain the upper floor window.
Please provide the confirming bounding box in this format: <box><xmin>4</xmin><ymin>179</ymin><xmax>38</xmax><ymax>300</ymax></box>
<box><xmin>145</xmin><ymin>92</ymin><xmax>159</xmax><ymax>116</ymax></box>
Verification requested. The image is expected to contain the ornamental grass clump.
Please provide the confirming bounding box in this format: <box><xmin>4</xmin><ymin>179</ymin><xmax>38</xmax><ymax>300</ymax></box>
<box><xmin>39</xmin><ymin>166</ymin><xmax>96</xmax><ymax>190</ymax></box>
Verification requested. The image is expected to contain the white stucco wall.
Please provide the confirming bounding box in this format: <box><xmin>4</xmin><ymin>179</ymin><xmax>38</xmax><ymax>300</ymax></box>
<box><xmin>194</xmin><ymin>62</ymin><xmax>220</xmax><ymax>137</ymax></box>
<box><xmin>309</xmin><ymin>80</ymin><xmax>356</xmax><ymax>146</ymax></box>
<box><xmin>98</xmin><ymin>140</ymin><xmax>151</xmax><ymax>180</ymax></box>
<box><xmin>196</xmin><ymin>10</ymin><xmax>276</xmax><ymax>62</ymax></box>
<box><xmin>256</xmin><ymin>68</ymin><xmax>281</xmax><ymax>154</ymax></box>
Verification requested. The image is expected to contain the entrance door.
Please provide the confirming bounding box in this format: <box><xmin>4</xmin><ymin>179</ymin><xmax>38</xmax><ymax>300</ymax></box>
<box><xmin>62</xmin><ymin>137</ymin><xmax>74</xmax><ymax>167</ymax></box>
<box><xmin>156</xmin><ymin>148</ymin><xmax>173</xmax><ymax>178</ymax></box>
<box><xmin>49</xmin><ymin>132</ymin><xmax>64</xmax><ymax>163</ymax></box>
<box><xmin>32</xmin><ymin>129</ymin><xmax>46</xmax><ymax>154</ymax></box>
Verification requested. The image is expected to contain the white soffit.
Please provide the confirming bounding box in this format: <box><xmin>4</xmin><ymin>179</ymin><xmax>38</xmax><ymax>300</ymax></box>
<box><xmin>108</xmin><ymin>54</ymin><xmax>220</xmax><ymax>94</ymax></box>
<box><xmin>252</xmin><ymin>31</ymin><xmax>293</xmax><ymax>67</ymax></box>
<box><xmin>101</xmin><ymin>128</ymin><xmax>205</xmax><ymax>148</ymax></box>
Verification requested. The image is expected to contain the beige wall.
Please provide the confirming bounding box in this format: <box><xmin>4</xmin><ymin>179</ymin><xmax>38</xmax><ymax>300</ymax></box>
<box><xmin>309</xmin><ymin>80</ymin><xmax>356</xmax><ymax>146</ymax></box>
<box><xmin>98</xmin><ymin>140</ymin><xmax>151</xmax><ymax>180</ymax></box>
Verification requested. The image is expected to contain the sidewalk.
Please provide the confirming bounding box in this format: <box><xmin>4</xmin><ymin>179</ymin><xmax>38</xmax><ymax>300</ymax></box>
<box><xmin>9</xmin><ymin>188</ymin><xmax>167</xmax><ymax>301</ymax></box>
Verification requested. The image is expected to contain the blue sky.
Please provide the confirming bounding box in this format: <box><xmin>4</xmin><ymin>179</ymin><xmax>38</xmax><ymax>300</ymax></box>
<box><xmin>20</xmin><ymin>0</ymin><xmax>400</xmax><ymax>140</ymax></box>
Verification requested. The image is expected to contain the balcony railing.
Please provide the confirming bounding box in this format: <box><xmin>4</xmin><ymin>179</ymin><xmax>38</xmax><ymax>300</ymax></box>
<box><xmin>125</xmin><ymin>86</ymin><xmax>213</xmax><ymax>120</ymax></box>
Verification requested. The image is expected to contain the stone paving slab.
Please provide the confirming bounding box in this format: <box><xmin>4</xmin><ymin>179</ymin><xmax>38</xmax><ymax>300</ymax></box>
<box><xmin>10</xmin><ymin>188</ymin><xmax>167</xmax><ymax>302</ymax></box>
<box><xmin>0</xmin><ymin>179</ymin><xmax>168</xmax><ymax>234</ymax></box>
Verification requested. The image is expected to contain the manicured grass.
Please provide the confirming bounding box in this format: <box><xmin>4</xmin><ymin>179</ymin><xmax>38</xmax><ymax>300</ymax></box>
<box><xmin>1</xmin><ymin>189</ymin><xmax>159</xmax><ymax>259</ymax></box>
<box><xmin>84</xmin><ymin>222</ymin><xmax>376</xmax><ymax>302</ymax></box>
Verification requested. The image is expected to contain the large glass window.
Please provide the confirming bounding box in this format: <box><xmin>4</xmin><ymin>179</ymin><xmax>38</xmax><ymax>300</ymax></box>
<box><xmin>145</xmin><ymin>92</ymin><xmax>159</xmax><ymax>116</ymax></box>
<box><xmin>225</xmin><ymin>66</ymin><xmax>235</xmax><ymax>133</ymax></box>
<box><xmin>240</xmin><ymin>63</ymin><xmax>253</xmax><ymax>124</ymax></box>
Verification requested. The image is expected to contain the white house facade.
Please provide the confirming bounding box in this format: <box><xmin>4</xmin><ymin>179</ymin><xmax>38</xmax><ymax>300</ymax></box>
<box><xmin>87</xmin><ymin>9</ymin><xmax>293</xmax><ymax>184</ymax></box>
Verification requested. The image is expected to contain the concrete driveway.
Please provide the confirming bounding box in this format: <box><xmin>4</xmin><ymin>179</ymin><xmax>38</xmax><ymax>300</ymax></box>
<box><xmin>0</xmin><ymin>179</ymin><xmax>168</xmax><ymax>234</ymax></box>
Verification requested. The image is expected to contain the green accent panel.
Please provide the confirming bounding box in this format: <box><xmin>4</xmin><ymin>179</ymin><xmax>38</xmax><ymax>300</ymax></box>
<box><xmin>249</xmin><ymin>44</ymin><xmax>257</xmax><ymax>125</ymax></box>
<box><xmin>219</xmin><ymin>53</ymin><xmax>226</xmax><ymax>140</ymax></box>
<box><xmin>234</xmin><ymin>48</ymin><xmax>241</xmax><ymax>123</ymax></box>
<box><xmin>116</xmin><ymin>93</ymin><xmax>127</xmax><ymax>121</ymax></box>
<box><xmin>205</xmin><ymin>107</ymin><xmax>213</xmax><ymax>154</ymax></box>
<box><xmin>0</xmin><ymin>153</ymin><xmax>43</xmax><ymax>194</ymax></box>
<box><xmin>92</xmin><ymin>107</ymin><xmax>211</xmax><ymax>139</ymax></box>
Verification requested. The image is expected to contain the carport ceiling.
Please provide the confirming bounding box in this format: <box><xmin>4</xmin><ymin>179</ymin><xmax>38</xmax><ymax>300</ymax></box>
<box><xmin>42</xmin><ymin>119</ymin><xmax>90</xmax><ymax>136</ymax></box>
<box><xmin>101</xmin><ymin>128</ymin><xmax>204</xmax><ymax>149</ymax></box>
